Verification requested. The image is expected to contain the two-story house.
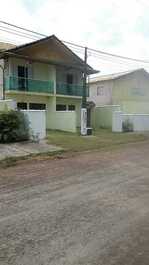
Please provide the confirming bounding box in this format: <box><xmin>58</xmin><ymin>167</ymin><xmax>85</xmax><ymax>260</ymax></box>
<box><xmin>0</xmin><ymin>35</ymin><xmax>97</xmax><ymax>131</ymax></box>
<box><xmin>89</xmin><ymin>68</ymin><xmax>149</xmax><ymax>128</ymax></box>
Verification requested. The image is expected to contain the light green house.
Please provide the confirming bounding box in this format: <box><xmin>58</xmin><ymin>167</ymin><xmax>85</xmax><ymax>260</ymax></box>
<box><xmin>89</xmin><ymin>68</ymin><xmax>149</xmax><ymax>128</ymax></box>
<box><xmin>0</xmin><ymin>35</ymin><xmax>96</xmax><ymax>132</ymax></box>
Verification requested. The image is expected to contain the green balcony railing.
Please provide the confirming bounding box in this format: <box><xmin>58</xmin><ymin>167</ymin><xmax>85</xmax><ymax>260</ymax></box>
<box><xmin>5</xmin><ymin>76</ymin><xmax>88</xmax><ymax>97</ymax></box>
<box><xmin>5</xmin><ymin>76</ymin><xmax>54</xmax><ymax>94</ymax></box>
<box><xmin>56</xmin><ymin>82</ymin><xmax>89</xmax><ymax>97</ymax></box>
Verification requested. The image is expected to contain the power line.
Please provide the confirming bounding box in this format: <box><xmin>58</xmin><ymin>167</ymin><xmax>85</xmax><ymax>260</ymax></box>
<box><xmin>0</xmin><ymin>20</ymin><xmax>46</xmax><ymax>38</ymax></box>
<box><xmin>0</xmin><ymin>27</ymin><xmax>38</xmax><ymax>41</ymax></box>
<box><xmin>0</xmin><ymin>25</ymin><xmax>39</xmax><ymax>40</ymax></box>
<box><xmin>88</xmin><ymin>53</ymin><xmax>143</xmax><ymax>67</ymax></box>
<box><xmin>88</xmin><ymin>48</ymin><xmax>149</xmax><ymax>64</ymax></box>
<box><xmin>1</xmin><ymin>20</ymin><xmax>149</xmax><ymax>65</ymax></box>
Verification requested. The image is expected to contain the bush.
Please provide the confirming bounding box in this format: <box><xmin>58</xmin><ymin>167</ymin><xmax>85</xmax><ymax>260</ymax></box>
<box><xmin>122</xmin><ymin>119</ymin><xmax>133</xmax><ymax>132</ymax></box>
<box><xmin>0</xmin><ymin>110</ymin><xmax>30</xmax><ymax>143</ymax></box>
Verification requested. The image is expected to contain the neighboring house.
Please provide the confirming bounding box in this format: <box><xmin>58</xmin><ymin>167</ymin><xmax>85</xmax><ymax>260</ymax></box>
<box><xmin>0</xmin><ymin>35</ymin><xmax>97</xmax><ymax>132</ymax></box>
<box><xmin>89</xmin><ymin>68</ymin><xmax>149</xmax><ymax>128</ymax></box>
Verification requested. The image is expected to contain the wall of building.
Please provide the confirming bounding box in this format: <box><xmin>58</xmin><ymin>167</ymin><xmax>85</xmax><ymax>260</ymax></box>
<box><xmin>6</xmin><ymin>93</ymin><xmax>49</xmax><ymax>107</ymax></box>
<box><xmin>89</xmin><ymin>80</ymin><xmax>113</xmax><ymax>106</ymax></box>
<box><xmin>56</xmin><ymin>66</ymin><xmax>83</xmax><ymax>85</ymax></box>
<box><xmin>6</xmin><ymin>93</ymin><xmax>53</xmax><ymax>129</ymax></box>
<box><xmin>8</xmin><ymin>58</ymin><xmax>56</xmax><ymax>83</ymax></box>
<box><xmin>6</xmin><ymin>93</ymin><xmax>81</xmax><ymax>131</ymax></box>
<box><xmin>112</xmin><ymin>70</ymin><xmax>149</xmax><ymax>113</ymax></box>
<box><xmin>7</xmin><ymin>58</ymin><xmax>82</xmax><ymax>94</ymax></box>
<box><xmin>56</xmin><ymin>97</ymin><xmax>82</xmax><ymax>127</ymax></box>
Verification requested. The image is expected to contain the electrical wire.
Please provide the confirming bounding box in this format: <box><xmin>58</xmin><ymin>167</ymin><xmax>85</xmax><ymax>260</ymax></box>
<box><xmin>0</xmin><ymin>25</ymin><xmax>39</xmax><ymax>40</ymax></box>
<box><xmin>0</xmin><ymin>20</ymin><xmax>149</xmax><ymax>66</ymax></box>
<box><xmin>0</xmin><ymin>27</ymin><xmax>38</xmax><ymax>41</ymax></box>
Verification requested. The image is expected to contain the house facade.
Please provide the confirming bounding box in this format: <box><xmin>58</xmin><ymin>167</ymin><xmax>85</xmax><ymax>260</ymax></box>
<box><xmin>89</xmin><ymin>69</ymin><xmax>149</xmax><ymax>128</ymax></box>
<box><xmin>0</xmin><ymin>35</ymin><xmax>96</xmax><ymax>132</ymax></box>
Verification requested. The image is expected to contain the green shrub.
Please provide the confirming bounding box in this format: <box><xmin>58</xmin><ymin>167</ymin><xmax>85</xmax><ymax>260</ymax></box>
<box><xmin>122</xmin><ymin>119</ymin><xmax>133</xmax><ymax>132</ymax></box>
<box><xmin>0</xmin><ymin>110</ymin><xmax>30</xmax><ymax>143</ymax></box>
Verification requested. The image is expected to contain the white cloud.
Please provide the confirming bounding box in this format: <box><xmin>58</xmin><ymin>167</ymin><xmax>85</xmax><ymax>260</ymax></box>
<box><xmin>0</xmin><ymin>0</ymin><xmax>149</xmax><ymax>74</ymax></box>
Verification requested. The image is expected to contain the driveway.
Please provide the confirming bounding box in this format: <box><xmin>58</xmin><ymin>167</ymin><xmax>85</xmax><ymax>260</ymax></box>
<box><xmin>0</xmin><ymin>142</ymin><xmax>149</xmax><ymax>265</ymax></box>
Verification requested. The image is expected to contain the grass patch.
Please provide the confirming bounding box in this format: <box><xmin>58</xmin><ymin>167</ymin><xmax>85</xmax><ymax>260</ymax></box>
<box><xmin>47</xmin><ymin>129</ymin><xmax>149</xmax><ymax>152</ymax></box>
<box><xmin>1</xmin><ymin>130</ymin><xmax>148</xmax><ymax>168</ymax></box>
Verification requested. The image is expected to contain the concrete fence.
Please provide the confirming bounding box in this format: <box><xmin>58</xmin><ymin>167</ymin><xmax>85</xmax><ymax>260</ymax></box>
<box><xmin>92</xmin><ymin>105</ymin><xmax>121</xmax><ymax>129</ymax></box>
<box><xmin>0</xmin><ymin>99</ymin><xmax>16</xmax><ymax>111</ymax></box>
<box><xmin>112</xmin><ymin>111</ymin><xmax>149</xmax><ymax>132</ymax></box>
<box><xmin>22</xmin><ymin>110</ymin><xmax>46</xmax><ymax>139</ymax></box>
<box><xmin>48</xmin><ymin>111</ymin><xmax>77</xmax><ymax>132</ymax></box>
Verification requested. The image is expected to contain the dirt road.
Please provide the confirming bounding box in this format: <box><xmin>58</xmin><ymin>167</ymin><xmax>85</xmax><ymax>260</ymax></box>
<box><xmin>0</xmin><ymin>142</ymin><xmax>149</xmax><ymax>265</ymax></box>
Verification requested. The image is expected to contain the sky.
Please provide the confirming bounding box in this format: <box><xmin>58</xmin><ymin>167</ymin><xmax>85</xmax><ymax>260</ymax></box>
<box><xmin>0</xmin><ymin>0</ymin><xmax>149</xmax><ymax>74</ymax></box>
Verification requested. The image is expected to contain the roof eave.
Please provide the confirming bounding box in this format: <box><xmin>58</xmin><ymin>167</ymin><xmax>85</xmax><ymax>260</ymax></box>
<box><xmin>0</xmin><ymin>51</ymin><xmax>99</xmax><ymax>75</ymax></box>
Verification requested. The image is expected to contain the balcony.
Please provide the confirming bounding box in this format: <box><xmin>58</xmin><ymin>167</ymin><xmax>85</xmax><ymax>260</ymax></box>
<box><xmin>5</xmin><ymin>76</ymin><xmax>88</xmax><ymax>97</ymax></box>
<box><xmin>5</xmin><ymin>76</ymin><xmax>54</xmax><ymax>94</ymax></box>
<box><xmin>56</xmin><ymin>82</ymin><xmax>88</xmax><ymax>97</ymax></box>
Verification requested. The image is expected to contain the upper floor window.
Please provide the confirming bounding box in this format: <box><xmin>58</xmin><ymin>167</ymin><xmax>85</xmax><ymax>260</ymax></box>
<box><xmin>18</xmin><ymin>66</ymin><xmax>28</xmax><ymax>90</ymax></box>
<box><xmin>97</xmin><ymin>86</ymin><xmax>104</xmax><ymax>96</ymax></box>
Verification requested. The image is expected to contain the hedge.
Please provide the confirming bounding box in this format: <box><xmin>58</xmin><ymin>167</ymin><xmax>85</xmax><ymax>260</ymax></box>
<box><xmin>0</xmin><ymin>110</ymin><xmax>30</xmax><ymax>143</ymax></box>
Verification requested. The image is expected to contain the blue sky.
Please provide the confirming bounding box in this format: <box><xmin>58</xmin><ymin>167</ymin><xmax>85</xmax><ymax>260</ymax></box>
<box><xmin>0</xmin><ymin>0</ymin><xmax>149</xmax><ymax>74</ymax></box>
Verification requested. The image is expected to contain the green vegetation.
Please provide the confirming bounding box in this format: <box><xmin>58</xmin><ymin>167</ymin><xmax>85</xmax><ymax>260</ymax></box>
<box><xmin>0</xmin><ymin>110</ymin><xmax>29</xmax><ymax>143</ymax></box>
<box><xmin>47</xmin><ymin>129</ymin><xmax>148</xmax><ymax>152</ymax></box>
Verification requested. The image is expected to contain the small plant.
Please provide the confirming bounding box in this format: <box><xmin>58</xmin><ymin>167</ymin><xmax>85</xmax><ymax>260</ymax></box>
<box><xmin>0</xmin><ymin>110</ymin><xmax>30</xmax><ymax>143</ymax></box>
<box><xmin>122</xmin><ymin>119</ymin><xmax>133</xmax><ymax>132</ymax></box>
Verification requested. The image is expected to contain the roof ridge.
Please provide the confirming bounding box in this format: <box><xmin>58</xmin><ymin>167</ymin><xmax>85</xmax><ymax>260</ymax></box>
<box><xmin>90</xmin><ymin>68</ymin><xmax>146</xmax><ymax>82</ymax></box>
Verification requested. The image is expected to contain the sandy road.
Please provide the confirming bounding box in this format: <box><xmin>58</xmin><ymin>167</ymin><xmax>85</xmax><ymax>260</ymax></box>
<box><xmin>0</xmin><ymin>142</ymin><xmax>149</xmax><ymax>264</ymax></box>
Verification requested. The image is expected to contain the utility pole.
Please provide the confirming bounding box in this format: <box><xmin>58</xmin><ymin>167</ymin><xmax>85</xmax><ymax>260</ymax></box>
<box><xmin>81</xmin><ymin>47</ymin><xmax>88</xmax><ymax>135</ymax></box>
<box><xmin>0</xmin><ymin>63</ymin><xmax>5</xmax><ymax>100</ymax></box>
<box><xmin>82</xmin><ymin>47</ymin><xmax>87</xmax><ymax>108</ymax></box>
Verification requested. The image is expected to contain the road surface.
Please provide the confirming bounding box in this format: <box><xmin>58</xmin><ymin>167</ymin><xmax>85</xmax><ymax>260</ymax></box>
<box><xmin>0</xmin><ymin>142</ymin><xmax>149</xmax><ymax>264</ymax></box>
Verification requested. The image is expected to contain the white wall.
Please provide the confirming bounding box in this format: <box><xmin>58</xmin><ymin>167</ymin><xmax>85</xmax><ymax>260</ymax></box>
<box><xmin>112</xmin><ymin>111</ymin><xmax>149</xmax><ymax>132</ymax></box>
<box><xmin>0</xmin><ymin>99</ymin><xmax>16</xmax><ymax>111</ymax></box>
<box><xmin>22</xmin><ymin>110</ymin><xmax>46</xmax><ymax>139</ymax></box>
<box><xmin>49</xmin><ymin>111</ymin><xmax>77</xmax><ymax>132</ymax></box>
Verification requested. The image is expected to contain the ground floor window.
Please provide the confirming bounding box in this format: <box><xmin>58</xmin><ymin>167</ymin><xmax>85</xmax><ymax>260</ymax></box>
<box><xmin>68</xmin><ymin>105</ymin><xmax>75</xmax><ymax>111</ymax></box>
<box><xmin>56</xmin><ymin>104</ymin><xmax>76</xmax><ymax>111</ymax></box>
<box><xmin>56</xmin><ymin>104</ymin><xmax>67</xmax><ymax>111</ymax></box>
<box><xmin>17</xmin><ymin>102</ymin><xmax>27</xmax><ymax>110</ymax></box>
<box><xmin>29</xmin><ymin>103</ymin><xmax>46</xmax><ymax>110</ymax></box>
